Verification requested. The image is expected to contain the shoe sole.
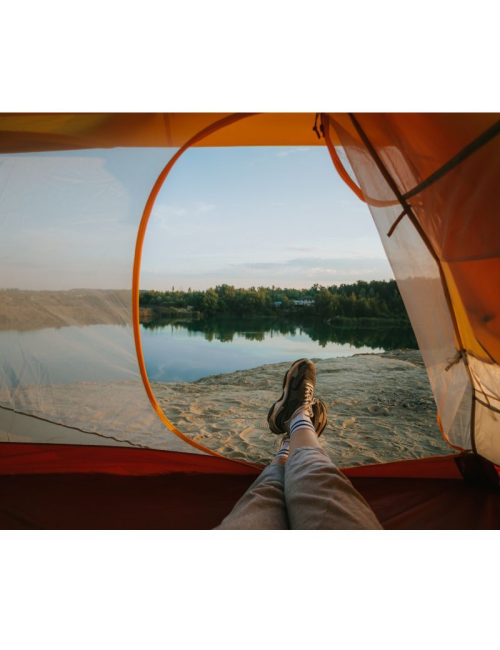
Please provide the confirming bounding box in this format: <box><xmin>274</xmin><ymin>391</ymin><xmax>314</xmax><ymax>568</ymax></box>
<box><xmin>313</xmin><ymin>398</ymin><xmax>328</xmax><ymax>438</ymax></box>
<box><xmin>267</xmin><ymin>358</ymin><xmax>311</xmax><ymax>434</ymax></box>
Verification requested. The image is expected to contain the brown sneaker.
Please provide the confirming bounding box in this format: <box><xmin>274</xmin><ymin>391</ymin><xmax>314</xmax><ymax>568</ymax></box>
<box><xmin>267</xmin><ymin>359</ymin><xmax>324</xmax><ymax>434</ymax></box>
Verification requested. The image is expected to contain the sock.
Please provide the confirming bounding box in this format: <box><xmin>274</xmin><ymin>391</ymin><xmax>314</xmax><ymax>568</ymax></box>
<box><xmin>274</xmin><ymin>436</ymin><xmax>290</xmax><ymax>460</ymax></box>
<box><xmin>288</xmin><ymin>410</ymin><xmax>317</xmax><ymax>437</ymax></box>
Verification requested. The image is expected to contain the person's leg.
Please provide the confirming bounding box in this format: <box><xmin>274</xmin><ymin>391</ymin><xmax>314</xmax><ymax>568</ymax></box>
<box><xmin>268</xmin><ymin>358</ymin><xmax>382</xmax><ymax>530</ymax></box>
<box><xmin>214</xmin><ymin>439</ymin><xmax>290</xmax><ymax>530</ymax></box>
<box><xmin>285</xmin><ymin>412</ymin><xmax>382</xmax><ymax>529</ymax></box>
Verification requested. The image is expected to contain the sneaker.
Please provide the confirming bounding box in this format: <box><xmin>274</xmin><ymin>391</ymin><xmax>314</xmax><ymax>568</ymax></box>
<box><xmin>276</xmin><ymin>434</ymin><xmax>290</xmax><ymax>453</ymax></box>
<box><xmin>273</xmin><ymin>399</ymin><xmax>328</xmax><ymax>440</ymax></box>
<box><xmin>309</xmin><ymin>397</ymin><xmax>328</xmax><ymax>438</ymax></box>
<box><xmin>267</xmin><ymin>358</ymin><xmax>325</xmax><ymax>435</ymax></box>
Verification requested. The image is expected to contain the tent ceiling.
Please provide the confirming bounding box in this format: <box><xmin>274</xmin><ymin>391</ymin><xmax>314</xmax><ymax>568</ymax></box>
<box><xmin>0</xmin><ymin>113</ymin><xmax>340</xmax><ymax>152</ymax></box>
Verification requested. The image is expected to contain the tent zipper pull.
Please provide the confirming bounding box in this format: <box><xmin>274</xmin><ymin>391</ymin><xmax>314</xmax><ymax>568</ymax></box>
<box><xmin>312</xmin><ymin>113</ymin><xmax>324</xmax><ymax>139</ymax></box>
<box><xmin>445</xmin><ymin>350</ymin><xmax>464</xmax><ymax>372</ymax></box>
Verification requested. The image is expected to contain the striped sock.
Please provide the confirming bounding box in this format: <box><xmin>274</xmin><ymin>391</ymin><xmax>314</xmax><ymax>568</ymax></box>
<box><xmin>288</xmin><ymin>410</ymin><xmax>317</xmax><ymax>437</ymax></box>
<box><xmin>275</xmin><ymin>436</ymin><xmax>290</xmax><ymax>460</ymax></box>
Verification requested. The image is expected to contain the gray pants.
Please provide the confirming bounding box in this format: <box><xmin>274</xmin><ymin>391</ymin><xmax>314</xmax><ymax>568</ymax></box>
<box><xmin>216</xmin><ymin>447</ymin><xmax>383</xmax><ymax>530</ymax></box>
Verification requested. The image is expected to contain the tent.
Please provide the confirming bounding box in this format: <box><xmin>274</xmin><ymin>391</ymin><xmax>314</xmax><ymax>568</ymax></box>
<box><xmin>1</xmin><ymin>112</ymin><xmax>499</xmax><ymax>529</ymax></box>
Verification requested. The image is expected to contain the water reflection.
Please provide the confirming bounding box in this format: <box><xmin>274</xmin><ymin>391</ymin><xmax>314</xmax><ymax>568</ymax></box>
<box><xmin>142</xmin><ymin>316</ymin><xmax>418</xmax><ymax>351</ymax></box>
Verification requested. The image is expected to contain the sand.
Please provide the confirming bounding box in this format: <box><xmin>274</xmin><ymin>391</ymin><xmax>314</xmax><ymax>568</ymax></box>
<box><xmin>0</xmin><ymin>289</ymin><xmax>131</xmax><ymax>331</ymax></box>
<box><xmin>151</xmin><ymin>350</ymin><xmax>453</xmax><ymax>466</ymax></box>
<box><xmin>1</xmin><ymin>343</ymin><xmax>454</xmax><ymax>466</ymax></box>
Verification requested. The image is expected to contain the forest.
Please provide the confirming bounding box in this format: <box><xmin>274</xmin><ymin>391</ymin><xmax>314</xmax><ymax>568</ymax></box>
<box><xmin>139</xmin><ymin>279</ymin><xmax>409</xmax><ymax>321</ymax></box>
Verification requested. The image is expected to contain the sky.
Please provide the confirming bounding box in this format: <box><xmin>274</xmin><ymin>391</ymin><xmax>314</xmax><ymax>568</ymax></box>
<box><xmin>0</xmin><ymin>146</ymin><xmax>393</xmax><ymax>291</ymax></box>
<box><xmin>142</xmin><ymin>146</ymin><xmax>393</xmax><ymax>291</ymax></box>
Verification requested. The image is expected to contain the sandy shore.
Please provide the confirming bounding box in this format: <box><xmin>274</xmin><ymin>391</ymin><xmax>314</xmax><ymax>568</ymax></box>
<box><xmin>0</xmin><ymin>347</ymin><xmax>454</xmax><ymax>466</ymax></box>
<box><xmin>151</xmin><ymin>350</ymin><xmax>453</xmax><ymax>466</ymax></box>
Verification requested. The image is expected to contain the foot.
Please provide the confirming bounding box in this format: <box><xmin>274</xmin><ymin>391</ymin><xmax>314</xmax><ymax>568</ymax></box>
<box><xmin>267</xmin><ymin>359</ymin><xmax>325</xmax><ymax>435</ymax></box>
<box><xmin>272</xmin><ymin>434</ymin><xmax>291</xmax><ymax>464</ymax></box>
<box><xmin>309</xmin><ymin>397</ymin><xmax>328</xmax><ymax>438</ymax></box>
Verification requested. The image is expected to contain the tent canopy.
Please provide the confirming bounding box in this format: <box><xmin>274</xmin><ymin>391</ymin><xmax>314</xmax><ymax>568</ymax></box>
<box><xmin>0</xmin><ymin>113</ymin><xmax>334</xmax><ymax>152</ymax></box>
<box><xmin>2</xmin><ymin>112</ymin><xmax>496</xmax><ymax>153</ymax></box>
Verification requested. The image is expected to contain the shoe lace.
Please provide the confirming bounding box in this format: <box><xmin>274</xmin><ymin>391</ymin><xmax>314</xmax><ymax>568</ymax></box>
<box><xmin>304</xmin><ymin>380</ymin><xmax>314</xmax><ymax>405</ymax></box>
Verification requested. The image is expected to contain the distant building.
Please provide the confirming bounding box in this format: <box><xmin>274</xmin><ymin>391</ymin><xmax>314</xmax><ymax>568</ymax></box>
<box><xmin>274</xmin><ymin>299</ymin><xmax>314</xmax><ymax>307</ymax></box>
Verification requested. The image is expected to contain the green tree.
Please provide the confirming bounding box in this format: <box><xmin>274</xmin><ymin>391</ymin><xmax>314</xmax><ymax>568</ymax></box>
<box><xmin>201</xmin><ymin>289</ymin><xmax>219</xmax><ymax>316</ymax></box>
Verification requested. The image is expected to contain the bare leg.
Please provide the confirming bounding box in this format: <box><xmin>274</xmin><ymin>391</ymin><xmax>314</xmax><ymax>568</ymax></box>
<box><xmin>288</xmin><ymin>427</ymin><xmax>321</xmax><ymax>454</ymax></box>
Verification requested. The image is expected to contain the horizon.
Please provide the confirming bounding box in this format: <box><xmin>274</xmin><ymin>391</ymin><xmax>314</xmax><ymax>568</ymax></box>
<box><xmin>0</xmin><ymin>276</ymin><xmax>399</xmax><ymax>294</ymax></box>
<box><xmin>139</xmin><ymin>277</ymin><xmax>398</xmax><ymax>293</ymax></box>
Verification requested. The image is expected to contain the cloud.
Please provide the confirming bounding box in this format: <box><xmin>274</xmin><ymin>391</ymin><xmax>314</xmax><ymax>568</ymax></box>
<box><xmin>155</xmin><ymin>205</ymin><xmax>187</xmax><ymax>220</ymax></box>
<box><xmin>195</xmin><ymin>202</ymin><xmax>216</xmax><ymax>213</ymax></box>
<box><xmin>150</xmin><ymin>255</ymin><xmax>394</xmax><ymax>291</ymax></box>
<box><xmin>154</xmin><ymin>202</ymin><xmax>216</xmax><ymax>229</ymax></box>
<box><xmin>207</xmin><ymin>256</ymin><xmax>393</xmax><ymax>286</ymax></box>
<box><xmin>234</xmin><ymin>256</ymin><xmax>388</xmax><ymax>271</ymax></box>
<box><xmin>275</xmin><ymin>147</ymin><xmax>310</xmax><ymax>158</ymax></box>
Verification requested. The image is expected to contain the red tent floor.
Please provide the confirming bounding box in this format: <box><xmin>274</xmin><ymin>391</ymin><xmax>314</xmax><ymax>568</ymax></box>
<box><xmin>1</xmin><ymin>444</ymin><xmax>499</xmax><ymax>529</ymax></box>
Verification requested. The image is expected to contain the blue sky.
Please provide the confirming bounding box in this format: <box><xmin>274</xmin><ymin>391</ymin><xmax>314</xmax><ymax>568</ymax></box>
<box><xmin>0</xmin><ymin>146</ymin><xmax>392</xmax><ymax>291</ymax></box>
<box><xmin>142</xmin><ymin>146</ymin><xmax>393</xmax><ymax>291</ymax></box>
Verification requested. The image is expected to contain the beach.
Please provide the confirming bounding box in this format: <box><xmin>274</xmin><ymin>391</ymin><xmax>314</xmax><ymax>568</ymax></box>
<box><xmin>152</xmin><ymin>350</ymin><xmax>453</xmax><ymax>466</ymax></box>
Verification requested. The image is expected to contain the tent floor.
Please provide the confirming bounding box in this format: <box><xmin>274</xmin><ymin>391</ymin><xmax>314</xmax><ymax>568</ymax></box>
<box><xmin>2</xmin><ymin>471</ymin><xmax>500</xmax><ymax>529</ymax></box>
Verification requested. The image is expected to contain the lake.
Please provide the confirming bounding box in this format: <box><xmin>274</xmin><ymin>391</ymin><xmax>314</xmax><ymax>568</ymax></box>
<box><xmin>0</xmin><ymin>317</ymin><xmax>417</xmax><ymax>388</ymax></box>
<box><xmin>141</xmin><ymin>317</ymin><xmax>417</xmax><ymax>382</ymax></box>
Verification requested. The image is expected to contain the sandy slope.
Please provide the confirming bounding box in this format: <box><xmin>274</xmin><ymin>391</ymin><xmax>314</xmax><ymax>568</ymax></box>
<box><xmin>0</xmin><ymin>289</ymin><xmax>131</xmax><ymax>331</ymax></box>
<box><xmin>151</xmin><ymin>350</ymin><xmax>453</xmax><ymax>466</ymax></box>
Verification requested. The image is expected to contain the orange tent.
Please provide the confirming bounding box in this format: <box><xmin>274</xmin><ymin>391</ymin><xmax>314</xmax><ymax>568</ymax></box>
<box><xmin>1</xmin><ymin>113</ymin><xmax>499</xmax><ymax>529</ymax></box>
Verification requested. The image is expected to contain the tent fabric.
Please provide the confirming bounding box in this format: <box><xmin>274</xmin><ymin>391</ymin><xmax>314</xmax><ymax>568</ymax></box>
<box><xmin>0</xmin><ymin>442</ymin><xmax>260</xmax><ymax>476</ymax></box>
<box><xmin>0</xmin><ymin>146</ymin><xmax>207</xmax><ymax>455</ymax></box>
<box><xmin>4</xmin><ymin>472</ymin><xmax>499</xmax><ymax>529</ymax></box>
<box><xmin>0</xmin><ymin>113</ymin><xmax>339</xmax><ymax>153</ymax></box>
<box><xmin>325</xmin><ymin>113</ymin><xmax>500</xmax><ymax>463</ymax></box>
<box><xmin>0</xmin><ymin>442</ymin><xmax>262</xmax><ymax>529</ymax></box>
<box><xmin>1</xmin><ymin>443</ymin><xmax>499</xmax><ymax>529</ymax></box>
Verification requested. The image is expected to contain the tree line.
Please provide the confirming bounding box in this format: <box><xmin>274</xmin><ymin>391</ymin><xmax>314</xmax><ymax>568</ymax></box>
<box><xmin>140</xmin><ymin>279</ymin><xmax>409</xmax><ymax>321</ymax></box>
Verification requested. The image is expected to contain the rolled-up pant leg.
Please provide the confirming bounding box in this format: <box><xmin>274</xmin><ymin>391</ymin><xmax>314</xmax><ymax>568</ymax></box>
<box><xmin>215</xmin><ymin>464</ymin><xmax>289</xmax><ymax>530</ymax></box>
<box><xmin>285</xmin><ymin>447</ymin><xmax>383</xmax><ymax>530</ymax></box>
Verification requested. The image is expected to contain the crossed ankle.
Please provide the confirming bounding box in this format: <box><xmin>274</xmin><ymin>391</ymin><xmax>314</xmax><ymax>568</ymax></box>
<box><xmin>288</xmin><ymin>411</ymin><xmax>318</xmax><ymax>437</ymax></box>
<box><xmin>272</xmin><ymin>436</ymin><xmax>290</xmax><ymax>464</ymax></box>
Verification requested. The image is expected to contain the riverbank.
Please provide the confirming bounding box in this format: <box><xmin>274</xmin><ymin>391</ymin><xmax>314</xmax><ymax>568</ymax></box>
<box><xmin>151</xmin><ymin>350</ymin><xmax>453</xmax><ymax>466</ymax></box>
<box><xmin>140</xmin><ymin>308</ymin><xmax>410</xmax><ymax>327</ymax></box>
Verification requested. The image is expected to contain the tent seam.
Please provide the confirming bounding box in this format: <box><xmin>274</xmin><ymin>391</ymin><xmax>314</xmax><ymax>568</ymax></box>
<box><xmin>0</xmin><ymin>403</ymin><xmax>147</xmax><ymax>449</ymax></box>
<box><xmin>403</xmin><ymin>119</ymin><xmax>500</xmax><ymax>201</ymax></box>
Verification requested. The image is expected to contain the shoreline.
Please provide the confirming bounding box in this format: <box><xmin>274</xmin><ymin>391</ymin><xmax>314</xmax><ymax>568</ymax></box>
<box><xmin>140</xmin><ymin>309</ymin><xmax>412</xmax><ymax>327</ymax></box>
<box><xmin>151</xmin><ymin>350</ymin><xmax>453</xmax><ymax>466</ymax></box>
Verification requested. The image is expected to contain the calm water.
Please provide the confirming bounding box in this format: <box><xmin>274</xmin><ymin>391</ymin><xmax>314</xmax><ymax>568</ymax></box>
<box><xmin>0</xmin><ymin>324</ymin><xmax>138</xmax><ymax>389</ymax></box>
<box><xmin>141</xmin><ymin>317</ymin><xmax>417</xmax><ymax>382</ymax></box>
<box><xmin>0</xmin><ymin>318</ymin><xmax>417</xmax><ymax>388</ymax></box>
